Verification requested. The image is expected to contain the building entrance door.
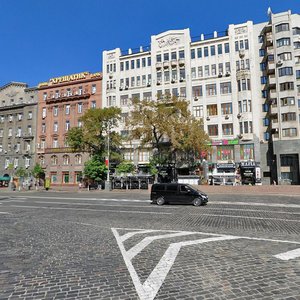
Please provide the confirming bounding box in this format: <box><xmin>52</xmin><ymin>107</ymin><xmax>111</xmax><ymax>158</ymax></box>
<box><xmin>280</xmin><ymin>154</ymin><xmax>300</xmax><ymax>185</ymax></box>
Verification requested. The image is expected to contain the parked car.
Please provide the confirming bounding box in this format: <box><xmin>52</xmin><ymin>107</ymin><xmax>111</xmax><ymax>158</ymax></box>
<box><xmin>150</xmin><ymin>183</ymin><xmax>208</xmax><ymax>206</ymax></box>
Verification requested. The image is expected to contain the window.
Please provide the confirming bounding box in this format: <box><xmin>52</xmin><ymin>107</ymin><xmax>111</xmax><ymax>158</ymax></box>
<box><xmin>75</xmin><ymin>171</ymin><xmax>82</xmax><ymax>183</ymax></box>
<box><xmin>282</xmin><ymin>128</ymin><xmax>297</xmax><ymax>137</ymax></box>
<box><xmin>238</xmin><ymin>79</ymin><xmax>251</xmax><ymax>91</ymax></box>
<box><xmin>240</xmin><ymin>144</ymin><xmax>254</xmax><ymax>160</ymax></box>
<box><xmin>53</xmin><ymin>138</ymin><xmax>58</xmax><ymax>148</ymax></box>
<box><xmin>280</xmin><ymin>82</ymin><xmax>294</xmax><ymax>91</ymax></box>
<box><xmin>179</xmin><ymin>69</ymin><xmax>185</xmax><ymax>80</ymax></box>
<box><xmin>136</xmin><ymin>59</ymin><xmax>140</xmax><ymax>68</ymax></box>
<box><xmin>0</xmin><ymin>116</ymin><xmax>4</xmax><ymax>123</ymax></box>
<box><xmin>66</xmin><ymin>88</ymin><xmax>71</xmax><ymax>96</ymax></box>
<box><xmin>179</xmin><ymin>50</ymin><xmax>184</xmax><ymax>59</ymax></box>
<box><xmin>295</xmin><ymin>42</ymin><xmax>300</xmax><ymax>49</ymax></box>
<box><xmin>208</xmin><ymin>125</ymin><xmax>218</xmax><ymax>136</ymax></box>
<box><xmin>164</xmin><ymin>71</ymin><xmax>170</xmax><ymax>82</ymax></box>
<box><xmin>125</xmin><ymin>61</ymin><xmax>129</xmax><ymax>70</ymax></box>
<box><xmin>43</xmin><ymin>92</ymin><xmax>47</xmax><ymax>100</ymax></box>
<box><xmin>193</xmin><ymin>106</ymin><xmax>203</xmax><ymax>117</ymax></box>
<box><xmin>282</xmin><ymin>112</ymin><xmax>296</xmax><ymax>122</ymax></box>
<box><xmin>218</xmin><ymin>63</ymin><xmax>223</xmax><ymax>74</ymax></box>
<box><xmin>225</xmin><ymin>62</ymin><xmax>230</xmax><ymax>73</ymax></box>
<box><xmin>62</xmin><ymin>172</ymin><xmax>69</xmax><ymax>184</ymax></box>
<box><xmin>192</xmin><ymin>86</ymin><xmax>202</xmax><ymax>98</ymax></box>
<box><xmin>211</xmin><ymin>64</ymin><xmax>216</xmax><ymax>76</ymax></box>
<box><xmin>197</xmin><ymin>48</ymin><xmax>202</xmax><ymax>58</ymax></box>
<box><xmin>222</xmin><ymin>124</ymin><xmax>233</xmax><ymax>135</ymax></box>
<box><xmin>280</xmin><ymin>97</ymin><xmax>295</xmax><ymax>106</ymax></box>
<box><xmin>27</xmin><ymin>125</ymin><xmax>32</xmax><ymax>135</ymax></box>
<box><xmin>78</xmin><ymin>103</ymin><xmax>83</xmax><ymax>113</ymax></box>
<box><xmin>41</xmin><ymin>139</ymin><xmax>46</xmax><ymax>149</ymax></box>
<box><xmin>261</xmin><ymin>76</ymin><xmax>267</xmax><ymax>84</ymax></box>
<box><xmin>53</xmin><ymin>122</ymin><xmax>58</xmax><ymax>132</ymax></box>
<box><xmin>25</xmin><ymin>158</ymin><xmax>30</xmax><ymax>168</ymax></box>
<box><xmin>28</xmin><ymin>111</ymin><xmax>33</xmax><ymax>120</ymax></box>
<box><xmin>156</xmin><ymin>54</ymin><xmax>161</xmax><ymax>63</ymax></box>
<box><xmin>191</xmin><ymin>67</ymin><xmax>196</xmax><ymax>79</ymax></box>
<box><xmin>63</xmin><ymin>155</ymin><xmax>70</xmax><ymax>165</ymax></box>
<box><xmin>278</xmin><ymin>67</ymin><xmax>293</xmax><ymax>77</ymax></box>
<box><xmin>78</xmin><ymin>120</ymin><xmax>82</xmax><ymax>127</ymax></box>
<box><xmin>142</xmin><ymin>57</ymin><xmax>146</xmax><ymax>68</ymax></box>
<box><xmin>217</xmin><ymin>146</ymin><xmax>234</xmax><ymax>160</ymax></box>
<box><xmin>131</xmin><ymin>60</ymin><xmax>135</xmax><ymax>69</ymax></box>
<box><xmin>18</xmin><ymin>113</ymin><xmax>23</xmax><ymax>121</ymax></box>
<box><xmin>221</xmin><ymin>103</ymin><xmax>232</xmax><ymax>115</ymax></box>
<box><xmin>191</xmin><ymin>49</ymin><xmax>195</xmax><ymax>59</ymax></box>
<box><xmin>217</xmin><ymin>44</ymin><xmax>222</xmax><ymax>55</ymax></box>
<box><xmin>53</xmin><ymin>106</ymin><xmax>58</xmax><ymax>116</ymax></box>
<box><xmin>91</xmin><ymin>84</ymin><xmax>96</xmax><ymax>94</ymax></box>
<box><xmin>276</xmin><ymin>38</ymin><xmax>290</xmax><ymax>47</ymax></box>
<box><xmin>296</xmin><ymin>70</ymin><xmax>300</xmax><ymax>79</ymax></box>
<box><xmin>207</xmin><ymin>104</ymin><xmax>218</xmax><ymax>116</ymax></box>
<box><xmin>91</xmin><ymin>101</ymin><xmax>96</xmax><ymax>108</ymax></box>
<box><xmin>204</xmin><ymin>65</ymin><xmax>210</xmax><ymax>77</ymax></box>
<box><xmin>0</xmin><ymin>129</ymin><xmax>3</xmax><ymax>137</ymax></box>
<box><xmin>210</xmin><ymin>45</ymin><xmax>215</xmax><ymax>56</ymax></box>
<box><xmin>259</xmin><ymin>49</ymin><xmax>265</xmax><ymax>57</ymax></box>
<box><xmin>65</xmin><ymin>120</ymin><xmax>70</xmax><ymax>131</ymax></box>
<box><xmin>198</xmin><ymin>66</ymin><xmax>203</xmax><ymax>77</ymax></box>
<box><xmin>204</xmin><ymin>47</ymin><xmax>209</xmax><ymax>57</ymax></box>
<box><xmin>172</xmin><ymin>88</ymin><xmax>178</xmax><ymax>97</ymax></box>
<box><xmin>120</xmin><ymin>62</ymin><xmax>124</xmax><ymax>71</ymax></box>
<box><xmin>224</xmin><ymin>43</ymin><xmax>230</xmax><ymax>53</ymax></box>
<box><xmin>293</xmin><ymin>27</ymin><xmax>300</xmax><ymax>35</ymax></box>
<box><xmin>171</xmin><ymin>51</ymin><xmax>177</xmax><ymax>61</ymax></box>
<box><xmin>220</xmin><ymin>82</ymin><xmax>231</xmax><ymax>94</ymax></box>
<box><xmin>275</xmin><ymin>23</ymin><xmax>289</xmax><ymax>33</ymax></box>
<box><xmin>278</xmin><ymin>52</ymin><xmax>292</xmax><ymax>61</ymax></box>
<box><xmin>179</xmin><ymin>87</ymin><xmax>186</xmax><ymax>98</ymax></box>
<box><xmin>206</xmin><ymin>84</ymin><xmax>217</xmax><ymax>96</ymax></box>
<box><xmin>8</xmin><ymin>128</ymin><xmax>12</xmax><ymax>137</ymax></box>
<box><xmin>147</xmin><ymin>57</ymin><xmax>151</xmax><ymax>66</ymax></box>
<box><xmin>51</xmin><ymin>172</ymin><xmax>57</xmax><ymax>183</ymax></box>
<box><xmin>17</xmin><ymin>127</ymin><xmax>22</xmax><ymax>137</ymax></box>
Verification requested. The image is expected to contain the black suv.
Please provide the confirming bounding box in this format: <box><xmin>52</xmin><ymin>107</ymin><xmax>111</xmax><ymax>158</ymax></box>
<box><xmin>151</xmin><ymin>183</ymin><xmax>208</xmax><ymax>206</ymax></box>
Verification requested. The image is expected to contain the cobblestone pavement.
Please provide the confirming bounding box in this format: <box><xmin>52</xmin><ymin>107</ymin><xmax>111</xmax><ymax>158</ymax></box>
<box><xmin>0</xmin><ymin>191</ymin><xmax>299</xmax><ymax>299</ymax></box>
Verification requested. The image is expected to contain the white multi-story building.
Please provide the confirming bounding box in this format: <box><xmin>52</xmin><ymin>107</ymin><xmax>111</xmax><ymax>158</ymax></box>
<box><xmin>102</xmin><ymin>9</ymin><xmax>300</xmax><ymax>185</ymax></box>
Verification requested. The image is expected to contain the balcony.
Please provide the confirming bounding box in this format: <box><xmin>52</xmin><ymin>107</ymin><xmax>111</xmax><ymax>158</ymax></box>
<box><xmin>267</xmin><ymin>75</ymin><xmax>276</xmax><ymax>89</ymax></box>
<box><xmin>46</xmin><ymin>92</ymin><xmax>90</xmax><ymax>104</ymax></box>
<box><xmin>266</xmin><ymin>61</ymin><xmax>275</xmax><ymax>74</ymax></box>
<box><xmin>265</xmin><ymin>33</ymin><xmax>273</xmax><ymax>47</ymax></box>
<box><xmin>171</xmin><ymin>60</ymin><xmax>177</xmax><ymax>68</ymax></box>
<box><xmin>178</xmin><ymin>59</ymin><xmax>185</xmax><ymax>67</ymax></box>
<box><xmin>45</xmin><ymin>147</ymin><xmax>73</xmax><ymax>154</ymax></box>
<box><xmin>156</xmin><ymin>62</ymin><xmax>162</xmax><ymax>70</ymax></box>
<box><xmin>163</xmin><ymin>62</ymin><xmax>169</xmax><ymax>69</ymax></box>
<box><xmin>236</xmin><ymin>69</ymin><xmax>250</xmax><ymax>80</ymax></box>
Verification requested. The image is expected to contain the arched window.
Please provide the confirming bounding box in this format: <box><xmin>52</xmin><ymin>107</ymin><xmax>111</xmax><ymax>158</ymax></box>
<box><xmin>39</xmin><ymin>155</ymin><xmax>45</xmax><ymax>166</ymax></box>
<box><xmin>75</xmin><ymin>154</ymin><xmax>82</xmax><ymax>165</ymax></box>
<box><xmin>63</xmin><ymin>155</ymin><xmax>70</xmax><ymax>165</ymax></box>
<box><xmin>51</xmin><ymin>155</ymin><xmax>58</xmax><ymax>166</ymax></box>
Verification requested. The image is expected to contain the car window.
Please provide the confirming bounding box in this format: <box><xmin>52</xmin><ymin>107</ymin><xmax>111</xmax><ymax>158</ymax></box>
<box><xmin>152</xmin><ymin>185</ymin><xmax>165</xmax><ymax>191</ymax></box>
<box><xmin>180</xmin><ymin>185</ymin><xmax>189</xmax><ymax>192</ymax></box>
<box><xmin>166</xmin><ymin>185</ymin><xmax>178</xmax><ymax>191</ymax></box>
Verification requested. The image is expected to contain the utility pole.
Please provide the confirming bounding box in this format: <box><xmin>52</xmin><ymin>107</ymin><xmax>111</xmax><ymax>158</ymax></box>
<box><xmin>105</xmin><ymin>121</ymin><xmax>111</xmax><ymax>191</ymax></box>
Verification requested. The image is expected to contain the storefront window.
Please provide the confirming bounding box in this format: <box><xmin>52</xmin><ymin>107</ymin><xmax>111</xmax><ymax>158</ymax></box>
<box><xmin>63</xmin><ymin>172</ymin><xmax>69</xmax><ymax>184</ymax></box>
<box><xmin>51</xmin><ymin>172</ymin><xmax>57</xmax><ymax>183</ymax></box>
<box><xmin>217</xmin><ymin>146</ymin><xmax>234</xmax><ymax>161</ymax></box>
<box><xmin>240</xmin><ymin>144</ymin><xmax>254</xmax><ymax>160</ymax></box>
<box><xmin>75</xmin><ymin>172</ymin><xmax>82</xmax><ymax>183</ymax></box>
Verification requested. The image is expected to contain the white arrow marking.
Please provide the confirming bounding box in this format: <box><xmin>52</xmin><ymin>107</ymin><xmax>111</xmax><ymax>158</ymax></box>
<box><xmin>112</xmin><ymin>228</ymin><xmax>239</xmax><ymax>300</ymax></box>
<box><xmin>274</xmin><ymin>248</ymin><xmax>300</xmax><ymax>260</ymax></box>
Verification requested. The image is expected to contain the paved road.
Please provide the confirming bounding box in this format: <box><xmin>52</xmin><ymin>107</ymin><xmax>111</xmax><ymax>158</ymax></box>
<box><xmin>0</xmin><ymin>191</ymin><xmax>300</xmax><ymax>300</ymax></box>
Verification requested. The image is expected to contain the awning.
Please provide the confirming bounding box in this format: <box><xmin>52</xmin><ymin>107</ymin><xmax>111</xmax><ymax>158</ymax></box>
<box><xmin>0</xmin><ymin>176</ymin><xmax>10</xmax><ymax>181</ymax></box>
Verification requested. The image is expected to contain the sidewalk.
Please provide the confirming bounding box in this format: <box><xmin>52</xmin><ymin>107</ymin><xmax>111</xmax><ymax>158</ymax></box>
<box><xmin>2</xmin><ymin>185</ymin><xmax>300</xmax><ymax>196</ymax></box>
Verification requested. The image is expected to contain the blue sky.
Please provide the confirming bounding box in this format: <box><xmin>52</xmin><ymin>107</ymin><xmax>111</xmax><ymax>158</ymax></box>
<box><xmin>0</xmin><ymin>0</ymin><xmax>299</xmax><ymax>87</ymax></box>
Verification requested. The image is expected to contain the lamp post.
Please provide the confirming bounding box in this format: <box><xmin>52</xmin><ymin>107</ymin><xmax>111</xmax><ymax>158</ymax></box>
<box><xmin>105</xmin><ymin>121</ymin><xmax>111</xmax><ymax>191</ymax></box>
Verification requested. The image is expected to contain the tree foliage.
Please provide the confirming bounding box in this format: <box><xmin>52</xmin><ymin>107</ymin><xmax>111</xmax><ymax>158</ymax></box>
<box><xmin>67</xmin><ymin>107</ymin><xmax>122</xmax><ymax>161</ymax></box>
<box><xmin>15</xmin><ymin>167</ymin><xmax>28</xmax><ymax>178</ymax></box>
<box><xmin>32</xmin><ymin>164</ymin><xmax>45</xmax><ymax>179</ymax></box>
<box><xmin>84</xmin><ymin>156</ymin><xmax>107</xmax><ymax>182</ymax></box>
<box><xmin>127</xmin><ymin>96</ymin><xmax>210</xmax><ymax>166</ymax></box>
<box><xmin>115</xmin><ymin>161</ymin><xmax>135</xmax><ymax>175</ymax></box>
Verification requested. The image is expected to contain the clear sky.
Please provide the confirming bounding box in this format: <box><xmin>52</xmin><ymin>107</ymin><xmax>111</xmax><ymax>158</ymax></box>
<box><xmin>0</xmin><ymin>0</ymin><xmax>299</xmax><ymax>87</ymax></box>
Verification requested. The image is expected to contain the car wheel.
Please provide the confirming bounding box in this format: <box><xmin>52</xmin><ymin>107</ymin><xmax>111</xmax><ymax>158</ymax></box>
<box><xmin>156</xmin><ymin>196</ymin><xmax>165</xmax><ymax>206</ymax></box>
<box><xmin>193</xmin><ymin>198</ymin><xmax>202</xmax><ymax>206</ymax></box>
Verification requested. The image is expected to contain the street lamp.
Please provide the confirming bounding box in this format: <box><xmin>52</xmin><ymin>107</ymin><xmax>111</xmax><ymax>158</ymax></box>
<box><xmin>105</xmin><ymin>121</ymin><xmax>111</xmax><ymax>191</ymax></box>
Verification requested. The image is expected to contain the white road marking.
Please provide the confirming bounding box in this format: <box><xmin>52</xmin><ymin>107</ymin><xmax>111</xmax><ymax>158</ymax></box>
<box><xmin>204</xmin><ymin>207</ymin><xmax>300</xmax><ymax>215</ymax></box>
<box><xmin>31</xmin><ymin>201</ymin><xmax>176</xmax><ymax>209</ymax></box>
<box><xmin>190</xmin><ymin>213</ymin><xmax>300</xmax><ymax>223</ymax></box>
<box><xmin>0</xmin><ymin>211</ymin><xmax>11</xmax><ymax>214</ymax></box>
<box><xmin>8</xmin><ymin>205</ymin><xmax>172</xmax><ymax>215</ymax></box>
<box><xmin>274</xmin><ymin>248</ymin><xmax>300</xmax><ymax>260</ymax></box>
<box><xmin>112</xmin><ymin>228</ymin><xmax>239</xmax><ymax>300</ymax></box>
<box><xmin>121</xmin><ymin>230</ymin><xmax>158</xmax><ymax>242</ymax></box>
<box><xmin>213</xmin><ymin>201</ymin><xmax>300</xmax><ymax>209</ymax></box>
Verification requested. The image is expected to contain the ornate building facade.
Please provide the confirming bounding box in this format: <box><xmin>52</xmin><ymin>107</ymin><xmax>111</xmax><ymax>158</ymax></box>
<box><xmin>37</xmin><ymin>71</ymin><xmax>102</xmax><ymax>185</ymax></box>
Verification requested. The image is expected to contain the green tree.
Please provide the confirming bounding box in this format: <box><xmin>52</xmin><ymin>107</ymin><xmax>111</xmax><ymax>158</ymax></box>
<box><xmin>32</xmin><ymin>164</ymin><xmax>45</xmax><ymax>179</ymax></box>
<box><xmin>127</xmin><ymin>95</ymin><xmax>210</xmax><ymax>169</ymax></box>
<box><xmin>84</xmin><ymin>156</ymin><xmax>107</xmax><ymax>182</ymax></box>
<box><xmin>67</xmin><ymin>107</ymin><xmax>122</xmax><ymax>161</ymax></box>
<box><xmin>115</xmin><ymin>161</ymin><xmax>135</xmax><ymax>175</ymax></box>
<box><xmin>15</xmin><ymin>167</ymin><xmax>28</xmax><ymax>178</ymax></box>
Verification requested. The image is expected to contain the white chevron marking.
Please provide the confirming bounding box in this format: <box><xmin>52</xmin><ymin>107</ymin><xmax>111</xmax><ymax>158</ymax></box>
<box><xmin>112</xmin><ymin>228</ymin><xmax>239</xmax><ymax>300</ymax></box>
<box><xmin>274</xmin><ymin>248</ymin><xmax>300</xmax><ymax>260</ymax></box>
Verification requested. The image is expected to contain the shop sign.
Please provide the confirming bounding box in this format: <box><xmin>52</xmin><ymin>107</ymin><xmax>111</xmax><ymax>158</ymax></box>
<box><xmin>240</xmin><ymin>161</ymin><xmax>256</xmax><ymax>167</ymax></box>
<box><xmin>209</xmin><ymin>139</ymin><xmax>239</xmax><ymax>146</ymax></box>
<box><xmin>216</xmin><ymin>163</ymin><xmax>235</xmax><ymax>169</ymax></box>
<box><xmin>49</xmin><ymin>72</ymin><xmax>89</xmax><ymax>84</ymax></box>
